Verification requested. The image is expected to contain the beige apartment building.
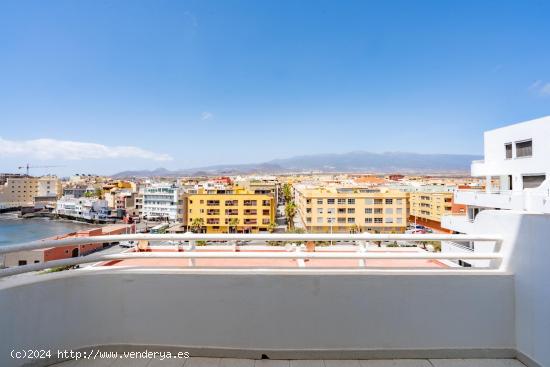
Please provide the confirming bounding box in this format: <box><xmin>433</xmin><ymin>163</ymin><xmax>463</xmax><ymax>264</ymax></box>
<box><xmin>294</xmin><ymin>186</ymin><xmax>409</xmax><ymax>233</ymax></box>
<box><xmin>0</xmin><ymin>175</ymin><xmax>61</xmax><ymax>209</ymax></box>
<box><xmin>182</xmin><ymin>186</ymin><xmax>276</xmax><ymax>233</ymax></box>
<box><xmin>409</xmin><ymin>190</ymin><xmax>453</xmax><ymax>231</ymax></box>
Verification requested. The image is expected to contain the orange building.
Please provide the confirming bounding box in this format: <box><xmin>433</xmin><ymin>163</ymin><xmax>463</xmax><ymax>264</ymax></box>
<box><xmin>3</xmin><ymin>224</ymin><xmax>135</xmax><ymax>267</ymax></box>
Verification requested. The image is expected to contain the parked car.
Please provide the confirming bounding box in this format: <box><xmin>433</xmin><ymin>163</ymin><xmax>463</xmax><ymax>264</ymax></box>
<box><xmin>120</xmin><ymin>240</ymin><xmax>136</xmax><ymax>248</ymax></box>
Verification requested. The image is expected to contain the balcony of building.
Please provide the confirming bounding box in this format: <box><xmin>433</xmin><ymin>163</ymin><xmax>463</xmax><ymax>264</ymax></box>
<box><xmin>453</xmin><ymin>189</ymin><xmax>522</xmax><ymax>210</ymax></box>
<box><xmin>441</xmin><ymin>214</ymin><xmax>474</xmax><ymax>234</ymax></box>
<box><xmin>0</xmin><ymin>210</ymin><xmax>548</xmax><ymax>367</ymax></box>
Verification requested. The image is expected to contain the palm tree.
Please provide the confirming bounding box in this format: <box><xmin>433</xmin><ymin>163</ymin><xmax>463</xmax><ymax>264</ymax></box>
<box><xmin>267</xmin><ymin>221</ymin><xmax>277</xmax><ymax>233</ymax></box>
<box><xmin>285</xmin><ymin>201</ymin><xmax>297</xmax><ymax>230</ymax></box>
<box><xmin>350</xmin><ymin>224</ymin><xmax>361</xmax><ymax>234</ymax></box>
<box><xmin>282</xmin><ymin>183</ymin><xmax>293</xmax><ymax>203</ymax></box>
<box><xmin>94</xmin><ymin>188</ymin><xmax>104</xmax><ymax>199</ymax></box>
<box><xmin>190</xmin><ymin>218</ymin><xmax>205</xmax><ymax>233</ymax></box>
<box><xmin>228</xmin><ymin>218</ymin><xmax>239</xmax><ymax>233</ymax></box>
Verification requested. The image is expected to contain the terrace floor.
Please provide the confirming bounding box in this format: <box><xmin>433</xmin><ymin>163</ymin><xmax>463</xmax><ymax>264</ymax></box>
<box><xmin>55</xmin><ymin>357</ymin><xmax>526</xmax><ymax>367</ymax></box>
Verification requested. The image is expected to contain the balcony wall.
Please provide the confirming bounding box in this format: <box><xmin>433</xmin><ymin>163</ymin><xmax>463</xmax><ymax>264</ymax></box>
<box><xmin>454</xmin><ymin>190</ymin><xmax>523</xmax><ymax>210</ymax></box>
<box><xmin>0</xmin><ymin>271</ymin><xmax>514</xmax><ymax>367</ymax></box>
<box><xmin>465</xmin><ymin>210</ymin><xmax>550</xmax><ymax>367</ymax></box>
<box><xmin>441</xmin><ymin>215</ymin><xmax>473</xmax><ymax>233</ymax></box>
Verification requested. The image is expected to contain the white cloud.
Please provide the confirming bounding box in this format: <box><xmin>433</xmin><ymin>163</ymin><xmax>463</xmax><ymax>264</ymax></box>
<box><xmin>529</xmin><ymin>80</ymin><xmax>550</xmax><ymax>96</ymax></box>
<box><xmin>201</xmin><ymin>111</ymin><xmax>213</xmax><ymax>121</ymax></box>
<box><xmin>0</xmin><ymin>137</ymin><xmax>173</xmax><ymax>161</ymax></box>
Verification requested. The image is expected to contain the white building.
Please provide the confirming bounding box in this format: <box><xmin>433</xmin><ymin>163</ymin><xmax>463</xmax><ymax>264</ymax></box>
<box><xmin>55</xmin><ymin>196</ymin><xmax>110</xmax><ymax>221</ymax></box>
<box><xmin>140</xmin><ymin>184</ymin><xmax>179</xmax><ymax>221</ymax></box>
<box><xmin>442</xmin><ymin>115</ymin><xmax>550</xmax><ymax>266</ymax></box>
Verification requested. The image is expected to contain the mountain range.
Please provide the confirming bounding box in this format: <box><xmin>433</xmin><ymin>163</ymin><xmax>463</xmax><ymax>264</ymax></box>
<box><xmin>112</xmin><ymin>151</ymin><xmax>481</xmax><ymax>177</ymax></box>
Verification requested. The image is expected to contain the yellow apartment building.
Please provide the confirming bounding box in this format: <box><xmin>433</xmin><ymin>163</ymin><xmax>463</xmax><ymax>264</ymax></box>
<box><xmin>183</xmin><ymin>186</ymin><xmax>276</xmax><ymax>233</ymax></box>
<box><xmin>409</xmin><ymin>190</ymin><xmax>453</xmax><ymax>231</ymax></box>
<box><xmin>294</xmin><ymin>186</ymin><xmax>409</xmax><ymax>233</ymax></box>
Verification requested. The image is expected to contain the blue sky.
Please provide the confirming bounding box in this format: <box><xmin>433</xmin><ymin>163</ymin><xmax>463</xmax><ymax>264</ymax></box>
<box><xmin>1</xmin><ymin>0</ymin><xmax>549</xmax><ymax>175</ymax></box>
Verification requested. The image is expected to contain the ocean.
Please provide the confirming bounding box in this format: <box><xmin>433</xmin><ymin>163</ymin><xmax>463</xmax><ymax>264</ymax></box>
<box><xmin>0</xmin><ymin>213</ymin><xmax>96</xmax><ymax>246</ymax></box>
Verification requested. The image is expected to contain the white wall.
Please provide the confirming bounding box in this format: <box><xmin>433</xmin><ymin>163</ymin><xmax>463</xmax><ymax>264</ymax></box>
<box><xmin>0</xmin><ymin>270</ymin><xmax>514</xmax><ymax>366</ymax></box>
<box><xmin>468</xmin><ymin>210</ymin><xmax>550</xmax><ymax>367</ymax></box>
<box><xmin>472</xmin><ymin>116</ymin><xmax>550</xmax><ymax>189</ymax></box>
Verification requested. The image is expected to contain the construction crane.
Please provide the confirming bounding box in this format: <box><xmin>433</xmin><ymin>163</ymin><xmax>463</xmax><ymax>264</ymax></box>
<box><xmin>17</xmin><ymin>164</ymin><xmax>65</xmax><ymax>176</ymax></box>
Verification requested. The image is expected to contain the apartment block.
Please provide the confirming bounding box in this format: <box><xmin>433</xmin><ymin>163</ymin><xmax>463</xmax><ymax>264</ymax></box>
<box><xmin>0</xmin><ymin>175</ymin><xmax>61</xmax><ymax>209</ymax></box>
<box><xmin>141</xmin><ymin>184</ymin><xmax>179</xmax><ymax>221</ymax></box>
<box><xmin>409</xmin><ymin>190</ymin><xmax>453</xmax><ymax>231</ymax></box>
<box><xmin>183</xmin><ymin>186</ymin><xmax>276</xmax><ymax>233</ymax></box>
<box><xmin>294</xmin><ymin>186</ymin><xmax>408</xmax><ymax>233</ymax></box>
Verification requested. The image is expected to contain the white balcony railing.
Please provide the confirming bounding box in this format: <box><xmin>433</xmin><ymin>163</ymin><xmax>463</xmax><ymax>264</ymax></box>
<box><xmin>0</xmin><ymin>233</ymin><xmax>503</xmax><ymax>278</ymax></box>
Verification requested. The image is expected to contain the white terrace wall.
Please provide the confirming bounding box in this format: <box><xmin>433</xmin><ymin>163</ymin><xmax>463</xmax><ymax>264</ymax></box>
<box><xmin>472</xmin><ymin>210</ymin><xmax>550</xmax><ymax>367</ymax></box>
<box><xmin>0</xmin><ymin>270</ymin><xmax>513</xmax><ymax>367</ymax></box>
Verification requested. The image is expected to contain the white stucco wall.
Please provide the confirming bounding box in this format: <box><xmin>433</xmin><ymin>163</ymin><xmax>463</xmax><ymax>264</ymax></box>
<box><xmin>472</xmin><ymin>116</ymin><xmax>550</xmax><ymax>185</ymax></box>
<box><xmin>0</xmin><ymin>270</ymin><xmax>514</xmax><ymax>366</ymax></box>
<box><xmin>469</xmin><ymin>210</ymin><xmax>550</xmax><ymax>367</ymax></box>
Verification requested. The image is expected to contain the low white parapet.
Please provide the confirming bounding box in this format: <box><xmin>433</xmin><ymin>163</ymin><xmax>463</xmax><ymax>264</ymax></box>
<box><xmin>0</xmin><ymin>270</ymin><xmax>515</xmax><ymax>367</ymax></box>
<box><xmin>441</xmin><ymin>215</ymin><xmax>474</xmax><ymax>234</ymax></box>
<box><xmin>454</xmin><ymin>190</ymin><xmax>522</xmax><ymax>210</ymax></box>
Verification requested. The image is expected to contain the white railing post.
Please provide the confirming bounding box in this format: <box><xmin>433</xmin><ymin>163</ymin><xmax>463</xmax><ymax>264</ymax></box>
<box><xmin>358</xmin><ymin>242</ymin><xmax>367</xmax><ymax>268</ymax></box>
<box><xmin>188</xmin><ymin>241</ymin><xmax>196</xmax><ymax>267</ymax></box>
<box><xmin>296</xmin><ymin>244</ymin><xmax>306</xmax><ymax>268</ymax></box>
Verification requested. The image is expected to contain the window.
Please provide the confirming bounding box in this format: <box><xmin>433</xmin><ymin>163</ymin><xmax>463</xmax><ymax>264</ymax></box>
<box><xmin>338</xmin><ymin>198</ymin><xmax>346</xmax><ymax>205</ymax></box>
<box><xmin>327</xmin><ymin>198</ymin><xmax>335</xmax><ymax>204</ymax></box>
<box><xmin>364</xmin><ymin>198</ymin><xmax>374</xmax><ymax>205</ymax></box>
<box><xmin>306</xmin><ymin>217</ymin><xmax>312</xmax><ymax>223</ymax></box>
<box><xmin>505</xmin><ymin>143</ymin><xmax>512</xmax><ymax>159</ymax></box>
<box><xmin>396</xmin><ymin>208</ymin><xmax>402</xmax><ymax>215</ymax></box>
<box><xmin>365</xmin><ymin>218</ymin><xmax>373</xmax><ymax>223</ymax></box>
<box><xmin>365</xmin><ymin>208</ymin><xmax>372</xmax><ymax>214</ymax></box>
<box><xmin>18</xmin><ymin>260</ymin><xmax>27</xmax><ymax>266</ymax></box>
<box><xmin>374</xmin><ymin>208</ymin><xmax>383</xmax><ymax>214</ymax></box>
<box><xmin>523</xmin><ymin>175</ymin><xmax>546</xmax><ymax>189</ymax></box>
<box><xmin>347</xmin><ymin>218</ymin><xmax>355</xmax><ymax>223</ymax></box>
<box><xmin>347</xmin><ymin>208</ymin><xmax>355</xmax><ymax>214</ymax></box>
<box><xmin>385</xmin><ymin>198</ymin><xmax>393</xmax><ymax>204</ymax></box>
<box><xmin>338</xmin><ymin>208</ymin><xmax>346</xmax><ymax>214</ymax></box>
<box><xmin>337</xmin><ymin>217</ymin><xmax>346</xmax><ymax>223</ymax></box>
<box><xmin>317</xmin><ymin>217</ymin><xmax>323</xmax><ymax>224</ymax></box>
<box><xmin>347</xmin><ymin>198</ymin><xmax>355</xmax><ymax>204</ymax></box>
<box><xmin>516</xmin><ymin>140</ymin><xmax>532</xmax><ymax>158</ymax></box>
<box><xmin>306</xmin><ymin>199</ymin><xmax>311</xmax><ymax>204</ymax></box>
<box><xmin>327</xmin><ymin>208</ymin><xmax>334</xmax><ymax>214</ymax></box>
<box><xmin>317</xmin><ymin>199</ymin><xmax>323</xmax><ymax>205</ymax></box>
<box><xmin>385</xmin><ymin>217</ymin><xmax>393</xmax><ymax>223</ymax></box>
<box><xmin>374</xmin><ymin>199</ymin><xmax>383</xmax><ymax>205</ymax></box>
<box><xmin>396</xmin><ymin>218</ymin><xmax>402</xmax><ymax>224</ymax></box>
<box><xmin>385</xmin><ymin>208</ymin><xmax>393</xmax><ymax>214</ymax></box>
<box><xmin>317</xmin><ymin>208</ymin><xmax>323</xmax><ymax>214</ymax></box>
<box><xmin>374</xmin><ymin>218</ymin><xmax>383</xmax><ymax>223</ymax></box>
<box><xmin>306</xmin><ymin>208</ymin><xmax>312</xmax><ymax>213</ymax></box>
